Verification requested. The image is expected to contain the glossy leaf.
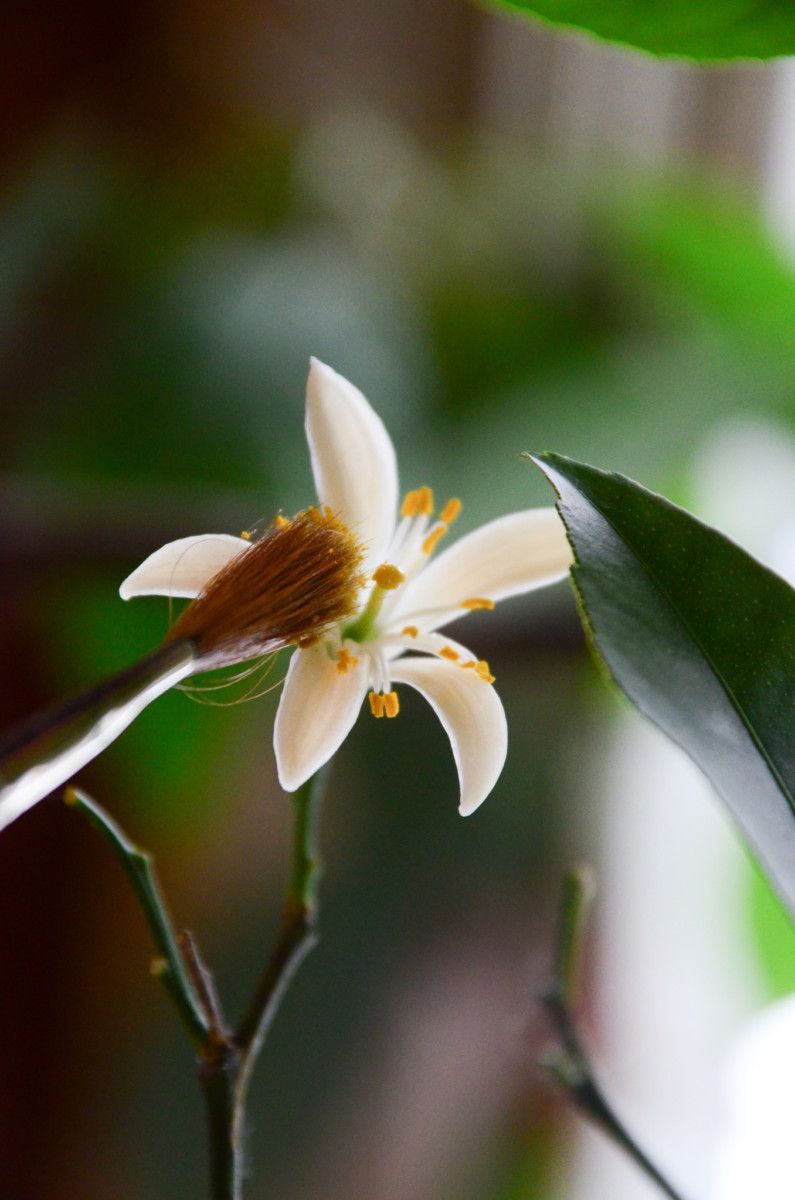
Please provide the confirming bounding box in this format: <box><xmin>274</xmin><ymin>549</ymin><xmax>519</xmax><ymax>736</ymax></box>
<box><xmin>484</xmin><ymin>1</ymin><xmax>795</xmax><ymax>61</ymax></box>
<box><xmin>533</xmin><ymin>452</ymin><xmax>795</xmax><ymax>918</ymax></box>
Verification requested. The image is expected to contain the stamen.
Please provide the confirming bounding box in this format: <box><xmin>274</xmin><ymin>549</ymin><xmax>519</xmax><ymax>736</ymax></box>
<box><xmin>439</xmin><ymin>645</ymin><xmax>459</xmax><ymax>661</ymax></box>
<box><xmin>336</xmin><ymin>647</ymin><xmax>359</xmax><ymax>674</ymax></box>
<box><xmin>401</xmin><ymin>625</ymin><xmax>419</xmax><ymax>638</ymax></box>
<box><xmin>475</xmin><ymin>659</ymin><xmax>495</xmax><ymax>684</ymax></box>
<box><xmin>401</xmin><ymin>489</ymin><xmax>421</xmax><ymax>517</ymax></box>
<box><xmin>383</xmin><ymin>691</ymin><xmax>400</xmax><ymax>718</ymax></box>
<box><xmin>369</xmin><ymin>691</ymin><xmax>386</xmax><ymax>718</ymax></box>
<box><xmin>372</xmin><ymin>563</ymin><xmax>405</xmax><ymax>590</ymax></box>
<box><xmin>422</xmin><ymin>524</ymin><xmax>448</xmax><ymax>555</ymax></box>
<box><xmin>461</xmin><ymin>597</ymin><xmax>495</xmax><ymax>611</ymax></box>
<box><xmin>439</xmin><ymin>497</ymin><xmax>461</xmax><ymax>524</ymax></box>
<box><xmin>274</xmin><ymin>515</ymin><xmax>290</xmax><ymax>529</ymax></box>
<box><xmin>417</xmin><ymin>486</ymin><xmax>434</xmax><ymax>516</ymax></box>
<box><xmin>240</xmin><ymin>530</ymin><xmax>252</xmax><ymax>541</ymax></box>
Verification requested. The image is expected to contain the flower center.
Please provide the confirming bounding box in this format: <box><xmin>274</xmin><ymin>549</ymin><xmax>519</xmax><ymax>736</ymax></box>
<box><xmin>343</xmin><ymin>562</ymin><xmax>405</xmax><ymax>643</ymax></box>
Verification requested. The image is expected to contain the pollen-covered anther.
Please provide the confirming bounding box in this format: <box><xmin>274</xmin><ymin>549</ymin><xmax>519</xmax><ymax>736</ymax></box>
<box><xmin>240</xmin><ymin>530</ymin><xmax>252</xmax><ymax>541</ymax></box>
<box><xmin>439</xmin><ymin>645</ymin><xmax>460</xmax><ymax>661</ymax></box>
<box><xmin>439</xmin><ymin>497</ymin><xmax>461</xmax><ymax>524</ymax></box>
<box><xmin>383</xmin><ymin>691</ymin><xmax>400</xmax><ymax>718</ymax></box>
<box><xmin>372</xmin><ymin>563</ymin><xmax>405</xmax><ymax>590</ymax></box>
<box><xmin>401</xmin><ymin>625</ymin><xmax>419</xmax><ymax>638</ymax></box>
<box><xmin>422</xmin><ymin>524</ymin><xmax>448</xmax><ymax>555</ymax></box>
<box><xmin>336</xmin><ymin>647</ymin><xmax>359</xmax><ymax>674</ymax></box>
<box><xmin>461</xmin><ymin>597</ymin><xmax>495</xmax><ymax>611</ymax></box>
<box><xmin>274</xmin><ymin>515</ymin><xmax>290</xmax><ymax>529</ymax></box>
<box><xmin>369</xmin><ymin>691</ymin><xmax>386</xmax><ymax>718</ymax></box>
<box><xmin>475</xmin><ymin>659</ymin><xmax>495</xmax><ymax>684</ymax></box>
<box><xmin>401</xmin><ymin>485</ymin><xmax>434</xmax><ymax>517</ymax></box>
<box><xmin>166</xmin><ymin>509</ymin><xmax>365</xmax><ymax>670</ymax></box>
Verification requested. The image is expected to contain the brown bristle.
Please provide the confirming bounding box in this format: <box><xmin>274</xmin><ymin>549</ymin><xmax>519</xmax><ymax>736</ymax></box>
<box><xmin>166</xmin><ymin>511</ymin><xmax>365</xmax><ymax>669</ymax></box>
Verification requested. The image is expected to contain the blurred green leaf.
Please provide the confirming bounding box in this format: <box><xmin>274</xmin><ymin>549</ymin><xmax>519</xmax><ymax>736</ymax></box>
<box><xmin>534</xmin><ymin>453</ymin><xmax>795</xmax><ymax>918</ymax></box>
<box><xmin>480</xmin><ymin>0</ymin><xmax>795</xmax><ymax>60</ymax></box>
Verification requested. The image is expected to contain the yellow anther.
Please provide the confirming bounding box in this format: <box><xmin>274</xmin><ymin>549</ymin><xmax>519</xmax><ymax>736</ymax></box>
<box><xmin>417</xmin><ymin>486</ymin><xmax>434</xmax><ymax>516</ymax></box>
<box><xmin>383</xmin><ymin>690</ymin><xmax>400</xmax><ymax>718</ymax></box>
<box><xmin>401</xmin><ymin>489</ymin><xmax>420</xmax><ymax>517</ymax></box>
<box><xmin>461</xmin><ymin>597</ymin><xmax>495</xmax><ymax>611</ymax></box>
<box><xmin>401</xmin><ymin>625</ymin><xmax>419</xmax><ymax>638</ymax></box>
<box><xmin>306</xmin><ymin>505</ymin><xmax>322</xmax><ymax>523</ymax></box>
<box><xmin>240</xmin><ymin>530</ymin><xmax>252</xmax><ymax>541</ymax></box>
<box><xmin>369</xmin><ymin>691</ymin><xmax>386</xmax><ymax>718</ymax></box>
<box><xmin>461</xmin><ymin>660</ymin><xmax>476</xmax><ymax>669</ymax></box>
<box><xmin>274</xmin><ymin>514</ymin><xmax>290</xmax><ymax>529</ymax></box>
<box><xmin>440</xmin><ymin>497</ymin><xmax>462</xmax><ymax>524</ymax></box>
<box><xmin>422</xmin><ymin>524</ymin><xmax>448</xmax><ymax>555</ymax></box>
<box><xmin>336</xmin><ymin>648</ymin><xmax>359</xmax><ymax>674</ymax></box>
<box><xmin>372</xmin><ymin>563</ymin><xmax>405</xmax><ymax>590</ymax></box>
<box><xmin>475</xmin><ymin>659</ymin><xmax>495</xmax><ymax>684</ymax></box>
<box><xmin>439</xmin><ymin>645</ymin><xmax>459</xmax><ymax>661</ymax></box>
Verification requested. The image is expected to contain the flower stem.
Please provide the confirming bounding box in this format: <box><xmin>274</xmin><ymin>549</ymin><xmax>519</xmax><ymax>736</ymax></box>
<box><xmin>231</xmin><ymin>768</ymin><xmax>326</xmax><ymax>1138</ymax></box>
<box><xmin>65</xmin><ymin>785</ymin><xmax>211</xmax><ymax>1046</ymax></box>
<box><xmin>65</xmin><ymin>770</ymin><xmax>327</xmax><ymax>1199</ymax></box>
<box><xmin>542</xmin><ymin>867</ymin><xmax>692</xmax><ymax>1200</ymax></box>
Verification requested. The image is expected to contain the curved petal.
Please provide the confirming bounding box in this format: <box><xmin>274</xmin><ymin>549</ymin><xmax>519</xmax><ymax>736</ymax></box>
<box><xmin>390</xmin><ymin>656</ymin><xmax>507</xmax><ymax>816</ymax></box>
<box><xmin>391</xmin><ymin>508</ymin><xmax>571</xmax><ymax>631</ymax></box>
<box><xmin>305</xmin><ymin>358</ymin><xmax>398</xmax><ymax>576</ymax></box>
<box><xmin>274</xmin><ymin>643</ymin><xmax>369</xmax><ymax>792</ymax></box>
<box><xmin>119</xmin><ymin>534</ymin><xmax>250</xmax><ymax>600</ymax></box>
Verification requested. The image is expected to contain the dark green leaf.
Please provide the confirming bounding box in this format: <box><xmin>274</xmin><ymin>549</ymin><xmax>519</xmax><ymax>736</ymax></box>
<box><xmin>483</xmin><ymin>1</ymin><xmax>795</xmax><ymax>61</ymax></box>
<box><xmin>533</xmin><ymin>452</ymin><xmax>795</xmax><ymax>918</ymax></box>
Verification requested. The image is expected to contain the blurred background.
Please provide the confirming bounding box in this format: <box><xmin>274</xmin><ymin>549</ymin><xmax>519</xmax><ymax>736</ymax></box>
<box><xmin>3</xmin><ymin>2</ymin><xmax>795</xmax><ymax>1197</ymax></box>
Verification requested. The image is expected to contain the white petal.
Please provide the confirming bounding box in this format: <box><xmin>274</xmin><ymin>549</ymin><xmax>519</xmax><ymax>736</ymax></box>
<box><xmin>274</xmin><ymin>644</ymin><xmax>369</xmax><ymax>792</ymax></box>
<box><xmin>392</xmin><ymin>508</ymin><xmax>571</xmax><ymax>631</ymax></box>
<box><xmin>305</xmin><ymin>358</ymin><xmax>398</xmax><ymax>575</ymax></box>
<box><xmin>390</xmin><ymin>656</ymin><xmax>507</xmax><ymax>816</ymax></box>
<box><xmin>119</xmin><ymin>534</ymin><xmax>250</xmax><ymax>600</ymax></box>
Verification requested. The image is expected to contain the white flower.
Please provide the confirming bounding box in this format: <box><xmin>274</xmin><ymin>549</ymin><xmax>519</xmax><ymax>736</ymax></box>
<box><xmin>121</xmin><ymin>359</ymin><xmax>572</xmax><ymax>814</ymax></box>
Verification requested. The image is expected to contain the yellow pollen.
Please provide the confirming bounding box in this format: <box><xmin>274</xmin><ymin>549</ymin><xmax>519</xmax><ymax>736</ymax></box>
<box><xmin>422</xmin><ymin>524</ymin><xmax>448</xmax><ymax>555</ymax></box>
<box><xmin>372</xmin><ymin>563</ymin><xmax>405</xmax><ymax>590</ymax></box>
<box><xmin>369</xmin><ymin>691</ymin><xmax>386</xmax><ymax>718</ymax></box>
<box><xmin>383</xmin><ymin>690</ymin><xmax>400</xmax><ymax>718</ymax></box>
<box><xmin>336</xmin><ymin>647</ymin><xmax>359</xmax><ymax>674</ymax></box>
<box><xmin>440</xmin><ymin>497</ymin><xmax>462</xmax><ymax>524</ymax></box>
<box><xmin>401</xmin><ymin>625</ymin><xmax>419</xmax><ymax>638</ymax></box>
<box><xmin>439</xmin><ymin>645</ymin><xmax>459</xmax><ymax>661</ymax></box>
<box><xmin>461</xmin><ymin>660</ymin><xmax>476</xmax><ymax>669</ymax></box>
<box><xmin>306</xmin><ymin>505</ymin><xmax>322</xmax><ymax>523</ymax></box>
<box><xmin>417</xmin><ymin>485</ymin><xmax>434</xmax><ymax>516</ymax></box>
<box><xmin>475</xmin><ymin>659</ymin><xmax>495</xmax><ymax>684</ymax></box>
<box><xmin>461</xmin><ymin>597</ymin><xmax>496</xmax><ymax>611</ymax></box>
<box><xmin>401</xmin><ymin>489</ymin><xmax>420</xmax><ymax>517</ymax></box>
<box><xmin>240</xmin><ymin>530</ymin><xmax>252</xmax><ymax>541</ymax></box>
<box><xmin>274</xmin><ymin>515</ymin><xmax>290</xmax><ymax>529</ymax></box>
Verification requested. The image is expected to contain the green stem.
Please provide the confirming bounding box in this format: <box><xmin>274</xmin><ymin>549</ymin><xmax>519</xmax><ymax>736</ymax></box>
<box><xmin>65</xmin><ymin>786</ymin><xmax>211</xmax><ymax>1046</ymax></box>
<box><xmin>66</xmin><ymin>770</ymin><xmax>327</xmax><ymax>1200</ymax></box>
<box><xmin>543</xmin><ymin>867</ymin><xmax>692</xmax><ymax>1200</ymax></box>
<box><xmin>232</xmin><ymin>769</ymin><xmax>326</xmax><ymax>1130</ymax></box>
